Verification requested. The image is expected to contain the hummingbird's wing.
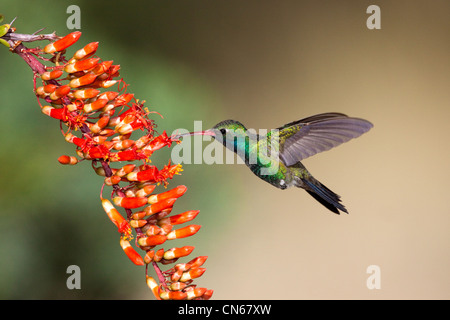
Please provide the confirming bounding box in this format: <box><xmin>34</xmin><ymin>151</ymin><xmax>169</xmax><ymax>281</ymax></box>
<box><xmin>276</xmin><ymin>113</ymin><xmax>373</xmax><ymax>166</ymax></box>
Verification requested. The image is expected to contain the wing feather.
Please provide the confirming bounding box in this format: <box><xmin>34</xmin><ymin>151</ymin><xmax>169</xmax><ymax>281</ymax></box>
<box><xmin>277</xmin><ymin>113</ymin><xmax>373</xmax><ymax>166</ymax></box>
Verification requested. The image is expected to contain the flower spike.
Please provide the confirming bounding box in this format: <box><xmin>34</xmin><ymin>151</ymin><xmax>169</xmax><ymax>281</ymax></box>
<box><xmin>6</xmin><ymin>24</ymin><xmax>212</xmax><ymax>300</ymax></box>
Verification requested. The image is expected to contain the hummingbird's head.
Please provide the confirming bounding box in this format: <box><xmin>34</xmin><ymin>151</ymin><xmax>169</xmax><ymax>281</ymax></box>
<box><xmin>210</xmin><ymin>120</ymin><xmax>251</xmax><ymax>153</ymax></box>
<box><xmin>212</xmin><ymin>120</ymin><xmax>247</xmax><ymax>138</ymax></box>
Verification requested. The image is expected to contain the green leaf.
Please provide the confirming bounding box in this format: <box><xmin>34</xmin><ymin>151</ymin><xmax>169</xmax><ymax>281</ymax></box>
<box><xmin>0</xmin><ymin>23</ymin><xmax>9</xmax><ymax>37</ymax></box>
<box><xmin>0</xmin><ymin>38</ymin><xmax>9</xmax><ymax>48</ymax></box>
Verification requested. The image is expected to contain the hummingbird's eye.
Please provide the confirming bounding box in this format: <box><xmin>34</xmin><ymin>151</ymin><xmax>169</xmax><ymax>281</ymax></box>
<box><xmin>220</xmin><ymin>128</ymin><xmax>227</xmax><ymax>135</ymax></box>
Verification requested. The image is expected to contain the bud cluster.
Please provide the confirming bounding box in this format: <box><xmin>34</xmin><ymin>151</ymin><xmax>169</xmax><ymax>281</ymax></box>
<box><xmin>2</xmin><ymin>25</ymin><xmax>212</xmax><ymax>300</ymax></box>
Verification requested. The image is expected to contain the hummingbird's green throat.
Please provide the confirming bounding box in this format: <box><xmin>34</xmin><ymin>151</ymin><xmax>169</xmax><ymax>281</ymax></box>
<box><xmin>176</xmin><ymin>113</ymin><xmax>373</xmax><ymax>215</ymax></box>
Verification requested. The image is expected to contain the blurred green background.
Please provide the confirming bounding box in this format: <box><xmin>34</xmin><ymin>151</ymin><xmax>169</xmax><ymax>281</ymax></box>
<box><xmin>0</xmin><ymin>0</ymin><xmax>449</xmax><ymax>299</ymax></box>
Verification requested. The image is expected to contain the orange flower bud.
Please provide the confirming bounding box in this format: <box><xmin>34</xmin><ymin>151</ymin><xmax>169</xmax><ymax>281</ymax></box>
<box><xmin>167</xmin><ymin>225</ymin><xmax>201</xmax><ymax>240</ymax></box>
<box><xmin>146</xmin><ymin>276</ymin><xmax>161</xmax><ymax>300</ymax></box>
<box><xmin>135</xmin><ymin>135</ymin><xmax>150</xmax><ymax>149</ymax></box>
<box><xmin>130</xmin><ymin>219</ymin><xmax>147</xmax><ymax>228</ymax></box>
<box><xmin>145</xmin><ymin>225</ymin><xmax>161</xmax><ymax>236</ymax></box>
<box><xmin>108</xmin><ymin>115</ymin><xmax>121</xmax><ymax>127</ymax></box>
<box><xmin>66</xmin><ymin>100</ymin><xmax>83</xmax><ymax>111</ymax></box>
<box><xmin>83</xmin><ymin>98</ymin><xmax>108</xmax><ymax>113</ymax></box>
<box><xmin>147</xmin><ymin>185</ymin><xmax>187</xmax><ymax>204</ymax></box>
<box><xmin>120</xmin><ymin>239</ymin><xmax>144</xmax><ymax>266</ymax></box>
<box><xmin>50</xmin><ymin>85</ymin><xmax>71</xmax><ymax>100</ymax></box>
<box><xmin>160</xmin><ymin>223</ymin><xmax>173</xmax><ymax>235</ymax></box>
<box><xmin>45</xmin><ymin>84</ymin><xmax>58</xmax><ymax>93</ymax></box>
<box><xmin>115</xmin><ymin>122</ymin><xmax>138</xmax><ymax>135</ymax></box>
<box><xmin>131</xmin><ymin>211</ymin><xmax>147</xmax><ymax>220</ymax></box>
<box><xmin>99</xmin><ymin>128</ymin><xmax>115</xmax><ymax>136</ymax></box>
<box><xmin>114</xmin><ymin>164</ymin><xmax>136</xmax><ymax>177</ymax></box>
<box><xmin>37</xmin><ymin>84</ymin><xmax>57</xmax><ymax>96</ymax></box>
<box><xmin>108</xmin><ymin>64</ymin><xmax>121</xmax><ymax>76</ymax></box>
<box><xmin>171</xmin><ymin>270</ymin><xmax>183</xmax><ymax>282</ymax></box>
<box><xmin>167</xmin><ymin>210</ymin><xmax>200</xmax><ymax>225</ymax></box>
<box><xmin>104</xmin><ymin>175</ymin><xmax>121</xmax><ymax>186</ymax></box>
<box><xmin>35</xmin><ymin>87</ymin><xmax>46</xmax><ymax>97</ymax></box>
<box><xmin>160</xmin><ymin>291</ymin><xmax>187</xmax><ymax>300</ymax></box>
<box><xmin>170</xmin><ymin>282</ymin><xmax>187</xmax><ymax>291</ymax></box>
<box><xmin>144</xmin><ymin>250</ymin><xmax>155</xmax><ymax>264</ymax></box>
<box><xmin>145</xmin><ymin>198</ymin><xmax>177</xmax><ymax>215</ymax></box>
<box><xmin>89</xmin><ymin>79</ymin><xmax>117</xmax><ymax>89</ymax></box>
<box><xmin>174</xmin><ymin>256</ymin><xmax>208</xmax><ymax>273</ymax></box>
<box><xmin>41</xmin><ymin>69</ymin><xmax>63</xmax><ymax>81</ymax></box>
<box><xmin>91</xmin><ymin>60</ymin><xmax>113</xmax><ymax>75</ymax></box>
<box><xmin>98</xmin><ymin>91</ymin><xmax>119</xmax><ymax>101</ymax></box>
<box><xmin>186</xmin><ymin>287</ymin><xmax>207</xmax><ymax>300</ymax></box>
<box><xmin>180</xmin><ymin>267</ymin><xmax>206</xmax><ymax>282</ymax></box>
<box><xmin>72</xmin><ymin>41</ymin><xmax>99</xmax><ymax>60</ymax></box>
<box><xmin>152</xmin><ymin>208</ymin><xmax>172</xmax><ymax>221</ymax></box>
<box><xmin>102</xmin><ymin>141</ymin><xmax>115</xmax><ymax>149</ymax></box>
<box><xmin>113</xmin><ymin>196</ymin><xmax>148</xmax><ymax>209</ymax></box>
<box><xmin>64</xmin><ymin>57</ymin><xmax>100</xmax><ymax>73</ymax></box>
<box><xmin>89</xmin><ymin>115</ymin><xmax>110</xmax><ymax>134</ymax></box>
<box><xmin>186</xmin><ymin>256</ymin><xmax>208</xmax><ymax>270</ymax></box>
<box><xmin>138</xmin><ymin>235</ymin><xmax>167</xmax><ymax>247</ymax></box>
<box><xmin>43</xmin><ymin>31</ymin><xmax>81</xmax><ymax>53</ymax></box>
<box><xmin>58</xmin><ymin>155</ymin><xmax>78</xmax><ymax>165</ymax></box>
<box><xmin>114</xmin><ymin>93</ymin><xmax>134</xmax><ymax>107</ymax></box>
<box><xmin>135</xmin><ymin>184</ymin><xmax>156</xmax><ymax>198</ymax></box>
<box><xmin>201</xmin><ymin>289</ymin><xmax>214</xmax><ymax>300</ymax></box>
<box><xmin>73</xmin><ymin>88</ymin><xmax>100</xmax><ymax>100</ymax></box>
<box><xmin>113</xmin><ymin>139</ymin><xmax>134</xmax><ymax>150</ymax></box>
<box><xmin>69</xmin><ymin>73</ymin><xmax>98</xmax><ymax>88</ymax></box>
<box><xmin>163</xmin><ymin>246</ymin><xmax>195</xmax><ymax>260</ymax></box>
<box><xmin>154</xmin><ymin>248</ymin><xmax>165</xmax><ymax>262</ymax></box>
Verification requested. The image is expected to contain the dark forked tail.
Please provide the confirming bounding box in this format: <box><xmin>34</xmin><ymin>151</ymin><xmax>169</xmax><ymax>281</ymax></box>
<box><xmin>300</xmin><ymin>177</ymin><xmax>348</xmax><ymax>214</ymax></box>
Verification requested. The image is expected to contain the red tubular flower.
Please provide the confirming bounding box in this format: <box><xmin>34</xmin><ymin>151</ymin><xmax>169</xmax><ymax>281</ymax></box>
<box><xmin>126</xmin><ymin>165</ymin><xmax>162</xmax><ymax>182</ymax></box>
<box><xmin>144</xmin><ymin>131</ymin><xmax>173</xmax><ymax>152</ymax></box>
<box><xmin>101</xmin><ymin>198</ymin><xmax>131</xmax><ymax>235</ymax></box>
<box><xmin>7</xmin><ymin>24</ymin><xmax>212</xmax><ymax>300</ymax></box>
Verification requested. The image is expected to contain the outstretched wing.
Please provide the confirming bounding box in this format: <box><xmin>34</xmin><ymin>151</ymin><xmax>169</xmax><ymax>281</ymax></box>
<box><xmin>277</xmin><ymin>113</ymin><xmax>373</xmax><ymax>166</ymax></box>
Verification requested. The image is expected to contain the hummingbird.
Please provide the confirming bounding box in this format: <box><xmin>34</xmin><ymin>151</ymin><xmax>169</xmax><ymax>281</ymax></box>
<box><xmin>176</xmin><ymin>113</ymin><xmax>373</xmax><ymax>214</ymax></box>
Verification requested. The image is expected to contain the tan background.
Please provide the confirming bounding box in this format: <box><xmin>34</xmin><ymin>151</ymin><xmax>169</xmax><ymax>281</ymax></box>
<box><xmin>0</xmin><ymin>1</ymin><xmax>449</xmax><ymax>299</ymax></box>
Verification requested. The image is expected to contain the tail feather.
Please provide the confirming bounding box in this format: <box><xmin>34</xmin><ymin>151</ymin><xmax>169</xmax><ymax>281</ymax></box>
<box><xmin>300</xmin><ymin>178</ymin><xmax>348</xmax><ymax>214</ymax></box>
